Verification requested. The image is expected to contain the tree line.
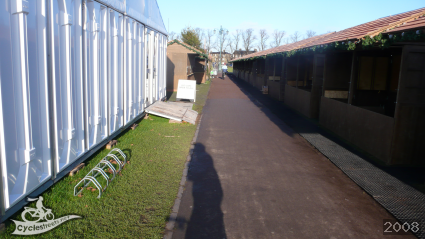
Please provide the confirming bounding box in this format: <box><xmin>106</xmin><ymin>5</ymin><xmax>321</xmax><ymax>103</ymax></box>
<box><xmin>168</xmin><ymin>27</ymin><xmax>317</xmax><ymax>55</ymax></box>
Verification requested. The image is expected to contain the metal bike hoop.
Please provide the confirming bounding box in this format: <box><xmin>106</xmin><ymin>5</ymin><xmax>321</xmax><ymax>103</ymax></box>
<box><xmin>90</xmin><ymin>167</ymin><xmax>110</xmax><ymax>187</ymax></box>
<box><xmin>98</xmin><ymin>159</ymin><xmax>117</xmax><ymax>181</ymax></box>
<box><xmin>74</xmin><ymin>176</ymin><xmax>102</xmax><ymax>198</ymax></box>
<box><xmin>74</xmin><ymin>148</ymin><xmax>127</xmax><ymax>198</ymax></box>
<box><xmin>108</xmin><ymin>148</ymin><xmax>127</xmax><ymax>164</ymax></box>
<box><xmin>106</xmin><ymin>154</ymin><xmax>124</xmax><ymax>170</ymax></box>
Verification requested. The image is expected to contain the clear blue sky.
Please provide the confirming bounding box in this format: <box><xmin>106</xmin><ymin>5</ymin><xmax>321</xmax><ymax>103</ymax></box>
<box><xmin>157</xmin><ymin>0</ymin><xmax>424</xmax><ymax>50</ymax></box>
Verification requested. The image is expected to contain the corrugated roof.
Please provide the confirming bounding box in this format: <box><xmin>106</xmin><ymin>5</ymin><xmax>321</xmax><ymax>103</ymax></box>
<box><xmin>232</xmin><ymin>7</ymin><xmax>425</xmax><ymax>62</ymax></box>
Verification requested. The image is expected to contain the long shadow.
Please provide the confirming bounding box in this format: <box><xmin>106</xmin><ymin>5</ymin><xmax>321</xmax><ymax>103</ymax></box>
<box><xmin>182</xmin><ymin>143</ymin><xmax>226</xmax><ymax>239</ymax></box>
<box><xmin>167</xmin><ymin>56</ymin><xmax>175</xmax><ymax>97</ymax></box>
<box><xmin>226</xmin><ymin>73</ymin><xmax>425</xmax><ymax>194</ymax></box>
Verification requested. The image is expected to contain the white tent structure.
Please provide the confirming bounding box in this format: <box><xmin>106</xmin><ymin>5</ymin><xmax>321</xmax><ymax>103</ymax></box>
<box><xmin>0</xmin><ymin>0</ymin><xmax>167</xmax><ymax>221</ymax></box>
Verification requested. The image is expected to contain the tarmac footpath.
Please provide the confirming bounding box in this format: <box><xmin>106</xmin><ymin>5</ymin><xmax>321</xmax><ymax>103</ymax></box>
<box><xmin>169</xmin><ymin>75</ymin><xmax>416</xmax><ymax>239</ymax></box>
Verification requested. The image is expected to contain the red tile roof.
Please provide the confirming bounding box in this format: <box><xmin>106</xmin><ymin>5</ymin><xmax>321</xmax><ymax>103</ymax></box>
<box><xmin>385</xmin><ymin>15</ymin><xmax>425</xmax><ymax>33</ymax></box>
<box><xmin>232</xmin><ymin>7</ymin><xmax>425</xmax><ymax>62</ymax></box>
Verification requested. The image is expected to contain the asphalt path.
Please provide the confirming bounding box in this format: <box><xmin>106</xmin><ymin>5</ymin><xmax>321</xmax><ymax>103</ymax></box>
<box><xmin>171</xmin><ymin>75</ymin><xmax>413</xmax><ymax>239</ymax></box>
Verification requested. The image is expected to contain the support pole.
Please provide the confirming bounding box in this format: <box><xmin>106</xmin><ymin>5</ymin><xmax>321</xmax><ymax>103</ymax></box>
<box><xmin>348</xmin><ymin>51</ymin><xmax>358</xmax><ymax>105</ymax></box>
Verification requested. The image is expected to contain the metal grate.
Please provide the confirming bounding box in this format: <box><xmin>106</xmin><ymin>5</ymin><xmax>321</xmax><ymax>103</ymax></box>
<box><xmin>301</xmin><ymin>133</ymin><xmax>425</xmax><ymax>239</ymax></box>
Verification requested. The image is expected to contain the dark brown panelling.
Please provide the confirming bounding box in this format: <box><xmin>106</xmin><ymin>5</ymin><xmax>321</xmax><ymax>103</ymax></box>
<box><xmin>320</xmin><ymin>97</ymin><xmax>394</xmax><ymax>164</ymax></box>
<box><xmin>358</xmin><ymin>57</ymin><xmax>374</xmax><ymax>90</ymax></box>
<box><xmin>324</xmin><ymin>52</ymin><xmax>352</xmax><ymax>90</ymax></box>
<box><xmin>358</xmin><ymin>56</ymin><xmax>390</xmax><ymax>90</ymax></box>
<box><xmin>286</xmin><ymin>56</ymin><xmax>298</xmax><ymax>83</ymax></box>
<box><xmin>391</xmin><ymin>45</ymin><xmax>425</xmax><ymax>166</ymax></box>
<box><xmin>280</xmin><ymin>57</ymin><xmax>287</xmax><ymax>101</ymax></box>
<box><xmin>310</xmin><ymin>54</ymin><xmax>326</xmax><ymax>119</ymax></box>
<box><xmin>389</xmin><ymin>54</ymin><xmax>401</xmax><ymax>91</ymax></box>
<box><xmin>348</xmin><ymin>51</ymin><xmax>358</xmax><ymax>105</ymax></box>
<box><xmin>268</xmin><ymin>80</ymin><xmax>280</xmax><ymax>100</ymax></box>
<box><xmin>275</xmin><ymin>57</ymin><xmax>283</xmax><ymax>77</ymax></box>
<box><xmin>284</xmin><ymin>86</ymin><xmax>312</xmax><ymax>118</ymax></box>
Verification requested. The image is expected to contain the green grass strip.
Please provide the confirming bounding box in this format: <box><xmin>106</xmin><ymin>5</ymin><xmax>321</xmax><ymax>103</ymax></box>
<box><xmin>2</xmin><ymin>82</ymin><xmax>211</xmax><ymax>238</ymax></box>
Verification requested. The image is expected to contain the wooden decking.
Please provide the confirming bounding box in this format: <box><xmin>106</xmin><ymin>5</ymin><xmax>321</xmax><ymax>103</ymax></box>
<box><xmin>145</xmin><ymin>101</ymin><xmax>198</xmax><ymax>124</ymax></box>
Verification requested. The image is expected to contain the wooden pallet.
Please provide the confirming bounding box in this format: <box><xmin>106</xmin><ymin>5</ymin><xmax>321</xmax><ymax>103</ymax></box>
<box><xmin>145</xmin><ymin>101</ymin><xmax>198</xmax><ymax>124</ymax></box>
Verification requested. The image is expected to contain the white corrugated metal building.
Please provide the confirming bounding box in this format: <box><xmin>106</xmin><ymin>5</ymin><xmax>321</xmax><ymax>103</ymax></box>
<box><xmin>0</xmin><ymin>0</ymin><xmax>167</xmax><ymax>221</ymax></box>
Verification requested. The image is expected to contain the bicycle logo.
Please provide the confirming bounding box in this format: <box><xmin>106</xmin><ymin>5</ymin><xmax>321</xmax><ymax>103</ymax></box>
<box><xmin>21</xmin><ymin>196</ymin><xmax>55</xmax><ymax>222</ymax></box>
<box><xmin>11</xmin><ymin>196</ymin><xmax>81</xmax><ymax>235</ymax></box>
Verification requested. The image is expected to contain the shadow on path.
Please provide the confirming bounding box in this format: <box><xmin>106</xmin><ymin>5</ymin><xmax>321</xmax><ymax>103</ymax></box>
<box><xmin>175</xmin><ymin>143</ymin><xmax>226</xmax><ymax>239</ymax></box>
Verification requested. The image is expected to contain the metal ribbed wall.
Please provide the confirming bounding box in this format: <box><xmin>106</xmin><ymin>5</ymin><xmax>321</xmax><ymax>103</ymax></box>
<box><xmin>0</xmin><ymin>0</ymin><xmax>167</xmax><ymax>221</ymax></box>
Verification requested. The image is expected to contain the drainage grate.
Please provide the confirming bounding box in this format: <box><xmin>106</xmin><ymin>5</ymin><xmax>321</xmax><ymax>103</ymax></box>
<box><xmin>301</xmin><ymin>133</ymin><xmax>425</xmax><ymax>239</ymax></box>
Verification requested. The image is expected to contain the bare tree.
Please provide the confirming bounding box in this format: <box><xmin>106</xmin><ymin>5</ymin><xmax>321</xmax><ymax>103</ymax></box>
<box><xmin>242</xmin><ymin>28</ymin><xmax>257</xmax><ymax>52</ymax></box>
<box><xmin>204</xmin><ymin>29</ymin><xmax>215</xmax><ymax>54</ymax></box>
<box><xmin>270</xmin><ymin>29</ymin><xmax>286</xmax><ymax>48</ymax></box>
<box><xmin>218</xmin><ymin>33</ymin><xmax>228</xmax><ymax>52</ymax></box>
<box><xmin>306</xmin><ymin>30</ymin><xmax>316</xmax><ymax>39</ymax></box>
<box><xmin>257</xmin><ymin>29</ymin><xmax>269</xmax><ymax>51</ymax></box>
<box><xmin>212</xmin><ymin>32</ymin><xmax>229</xmax><ymax>65</ymax></box>
<box><xmin>167</xmin><ymin>31</ymin><xmax>176</xmax><ymax>41</ymax></box>
<box><xmin>194</xmin><ymin>28</ymin><xmax>205</xmax><ymax>48</ymax></box>
<box><xmin>173</xmin><ymin>33</ymin><xmax>181</xmax><ymax>41</ymax></box>
<box><xmin>232</xmin><ymin>29</ymin><xmax>242</xmax><ymax>53</ymax></box>
<box><xmin>226</xmin><ymin>35</ymin><xmax>234</xmax><ymax>55</ymax></box>
<box><xmin>290</xmin><ymin>31</ymin><xmax>302</xmax><ymax>43</ymax></box>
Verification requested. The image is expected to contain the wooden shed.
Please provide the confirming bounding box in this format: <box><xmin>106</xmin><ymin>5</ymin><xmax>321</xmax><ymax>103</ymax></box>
<box><xmin>231</xmin><ymin>8</ymin><xmax>425</xmax><ymax>166</ymax></box>
<box><xmin>166</xmin><ymin>40</ymin><xmax>209</xmax><ymax>92</ymax></box>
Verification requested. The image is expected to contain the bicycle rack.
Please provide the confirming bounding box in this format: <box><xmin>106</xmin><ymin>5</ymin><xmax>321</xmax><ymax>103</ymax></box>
<box><xmin>74</xmin><ymin>148</ymin><xmax>127</xmax><ymax>198</ymax></box>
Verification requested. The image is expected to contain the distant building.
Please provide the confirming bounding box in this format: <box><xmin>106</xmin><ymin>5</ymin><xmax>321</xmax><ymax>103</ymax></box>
<box><xmin>210</xmin><ymin>51</ymin><xmax>232</xmax><ymax>66</ymax></box>
<box><xmin>233</xmin><ymin>49</ymin><xmax>257</xmax><ymax>59</ymax></box>
<box><xmin>210</xmin><ymin>49</ymin><xmax>259</xmax><ymax>66</ymax></box>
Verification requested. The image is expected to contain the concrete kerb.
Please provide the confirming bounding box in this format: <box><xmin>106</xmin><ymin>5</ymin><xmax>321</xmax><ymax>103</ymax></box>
<box><xmin>163</xmin><ymin>114</ymin><xmax>203</xmax><ymax>239</ymax></box>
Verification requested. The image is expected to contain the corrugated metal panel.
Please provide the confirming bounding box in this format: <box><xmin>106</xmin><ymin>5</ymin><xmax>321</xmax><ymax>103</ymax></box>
<box><xmin>0</xmin><ymin>0</ymin><xmax>52</xmax><ymax>209</ymax></box>
<box><xmin>85</xmin><ymin>1</ymin><xmax>109</xmax><ymax>148</ymax></box>
<box><xmin>96</xmin><ymin>0</ymin><xmax>126</xmax><ymax>13</ymax></box>
<box><xmin>126</xmin><ymin>0</ymin><xmax>167</xmax><ymax>35</ymax></box>
<box><xmin>51</xmin><ymin>0</ymin><xmax>86</xmax><ymax>174</ymax></box>
<box><xmin>109</xmin><ymin>10</ymin><xmax>125</xmax><ymax>134</ymax></box>
<box><xmin>0</xmin><ymin>0</ymin><xmax>167</xmax><ymax>221</ymax></box>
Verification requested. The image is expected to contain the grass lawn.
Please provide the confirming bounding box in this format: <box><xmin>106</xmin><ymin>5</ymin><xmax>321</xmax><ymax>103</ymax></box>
<box><xmin>227</xmin><ymin>66</ymin><xmax>233</xmax><ymax>73</ymax></box>
<box><xmin>2</xmin><ymin>83</ymin><xmax>211</xmax><ymax>238</ymax></box>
